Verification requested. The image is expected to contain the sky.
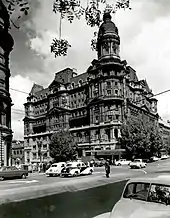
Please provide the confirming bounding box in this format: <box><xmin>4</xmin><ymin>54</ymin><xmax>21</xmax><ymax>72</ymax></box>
<box><xmin>8</xmin><ymin>0</ymin><xmax>170</xmax><ymax>139</ymax></box>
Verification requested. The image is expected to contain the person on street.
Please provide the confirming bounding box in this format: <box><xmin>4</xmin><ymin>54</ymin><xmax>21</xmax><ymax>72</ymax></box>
<box><xmin>105</xmin><ymin>159</ymin><xmax>110</xmax><ymax>178</ymax></box>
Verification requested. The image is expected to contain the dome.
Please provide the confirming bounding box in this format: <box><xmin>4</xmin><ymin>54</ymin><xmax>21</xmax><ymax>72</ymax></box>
<box><xmin>98</xmin><ymin>12</ymin><xmax>119</xmax><ymax>39</ymax></box>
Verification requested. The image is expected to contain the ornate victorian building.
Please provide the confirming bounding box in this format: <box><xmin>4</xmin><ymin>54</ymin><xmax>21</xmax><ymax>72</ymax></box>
<box><xmin>0</xmin><ymin>1</ymin><xmax>13</xmax><ymax>166</ymax></box>
<box><xmin>24</xmin><ymin>13</ymin><xmax>158</xmax><ymax>163</ymax></box>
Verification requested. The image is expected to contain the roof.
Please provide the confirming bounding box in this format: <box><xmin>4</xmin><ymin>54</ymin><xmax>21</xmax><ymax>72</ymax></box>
<box><xmin>159</xmin><ymin>118</ymin><xmax>170</xmax><ymax>128</ymax></box>
<box><xmin>128</xmin><ymin>174</ymin><xmax>170</xmax><ymax>185</ymax></box>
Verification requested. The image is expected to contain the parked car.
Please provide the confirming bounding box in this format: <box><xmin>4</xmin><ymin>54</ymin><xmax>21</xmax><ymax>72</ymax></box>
<box><xmin>115</xmin><ymin>159</ymin><xmax>131</xmax><ymax>166</ymax></box>
<box><xmin>161</xmin><ymin>155</ymin><xmax>169</xmax><ymax>160</ymax></box>
<box><xmin>0</xmin><ymin>166</ymin><xmax>28</xmax><ymax>180</ymax></box>
<box><xmin>129</xmin><ymin>159</ymin><xmax>147</xmax><ymax>169</ymax></box>
<box><xmin>60</xmin><ymin>161</ymin><xmax>94</xmax><ymax>177</ymax></box>
<box><xmin>150</xmin><ymin>156</ymin><xmax>159</xmax><ymax>162</ymax></box>
<box><xmin>94</xmin><ymin>159</ymin><xmax>105</xmax><ymax>167</ymax></box>
<box><xmin>46</xmin><ymin>162</ymin><xmax>66</xmax><ymax>177</ymax></box>
<box><xmin>99</xmin><ymin>173</ymin><xmax>170</xmax><ymax>218</ymax></box>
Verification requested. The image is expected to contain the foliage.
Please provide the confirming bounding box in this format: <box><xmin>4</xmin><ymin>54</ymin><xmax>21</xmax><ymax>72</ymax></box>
<box><xmin>51</xmin><ymin>0</ymin><xmax>131</xmax><ymax>57</ymax></box>
<box><xmin>2</xmin><ymin>0</ymin><xmax>29</xmax><ymax>29</ymax></box>
<box><xmin>51</xmin><ymin>38</ymin><xmax>71</xmax><ymax>57</ymax></box>
<box><xmin>49</xmin><ymin>130</ymin><xmax>78</xmax><ymax>162</ymax></box>
<box><xmin>120</xmin><ymin>115</ymin><xmax>164</xmax><ymax>159</ymax></box>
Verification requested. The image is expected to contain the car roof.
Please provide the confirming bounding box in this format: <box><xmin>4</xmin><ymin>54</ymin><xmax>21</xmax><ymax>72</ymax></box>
<box><xmin>128</xmin><ymin>174</ymin><xmax>170</xmax><ymax>185</ymax></box>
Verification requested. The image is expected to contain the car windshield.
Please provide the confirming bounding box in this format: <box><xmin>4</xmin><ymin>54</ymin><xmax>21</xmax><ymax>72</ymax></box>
<box><xmin>134</xmin><ymin>159</ymin><xmax>140</xmax><ymax>162</ymax></box>
<box><xmin>66</xmin><ymin>164</ymin><xmax>74</xmax><ymax>167</ymax></box>
<box><xmin>0</xmin><ymin>167</ymin><xmax>6</xmax><ymax>171</ymax></box>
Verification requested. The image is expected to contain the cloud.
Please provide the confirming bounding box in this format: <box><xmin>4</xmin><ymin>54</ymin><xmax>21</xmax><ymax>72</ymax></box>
<box><xmin>10</xmin><ymin>75</ymin><xmax>33</xmax><ymax>139</ymax></box>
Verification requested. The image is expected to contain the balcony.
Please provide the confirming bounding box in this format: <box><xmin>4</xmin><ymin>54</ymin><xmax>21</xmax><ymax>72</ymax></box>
<box><xmin>103</xmin><ymin>95</ymin><xmax>123</xmax><ymax>101</ymax></box>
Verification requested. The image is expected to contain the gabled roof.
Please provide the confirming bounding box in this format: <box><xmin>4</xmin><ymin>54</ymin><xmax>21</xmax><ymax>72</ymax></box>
<box><xmin>30</xmin><ymin>83</ymin><xmax>44</xmax><ymax>95</ymax></box>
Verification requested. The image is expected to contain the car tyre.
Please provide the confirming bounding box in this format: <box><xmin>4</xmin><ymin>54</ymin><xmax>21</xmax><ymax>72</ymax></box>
<box><xmin>0</xmin><ymin>176</ymin><xmax>4</xmax><ymax>181</ymax></box>
<box><xmin>73</xmin><ymin>171</ymin><xmax>79</xmax><ymax>177</ymax></box>
<box><xmin>89</xmin><ymin>169</ymin><xmax>93</xmax><ymax>175</ymax></box>
<box><xmin>21</xmin><ymin>174</ymin><xmax>26</xmax><ymax>179</ymax></box>
<box><xmin>118</xmin><ymin>163</ymin><xmax>121</xmax><ymax>166</ymax></box>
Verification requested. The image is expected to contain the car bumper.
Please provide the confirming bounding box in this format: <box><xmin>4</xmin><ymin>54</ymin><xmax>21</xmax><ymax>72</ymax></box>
<box><xmin>46</xmin><ymin>173</ymin><xmax>59</xmax><ymax>176</ymax></box>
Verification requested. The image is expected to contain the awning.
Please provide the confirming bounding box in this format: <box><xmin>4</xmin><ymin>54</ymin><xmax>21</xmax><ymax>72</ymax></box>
<box><xmin>96</xmin><ymin>149</ymin><xmax>125</xmax><ymax>156</ymax></box>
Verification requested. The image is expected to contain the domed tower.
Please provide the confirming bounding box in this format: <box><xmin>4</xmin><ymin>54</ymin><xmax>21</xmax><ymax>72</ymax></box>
<box><xmin>0</xmin><ymin>0</ymin><xmax>14</xmax><ymax>166</ymax></box>
<box><xmin>97</xmin><ymin>12</ymin><xmax>120</xmax><ymax>64</ymax></box>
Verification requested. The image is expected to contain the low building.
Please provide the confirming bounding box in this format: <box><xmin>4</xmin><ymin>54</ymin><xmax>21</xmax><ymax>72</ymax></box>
<box><xmin>23</xmin><ymin>12</ymin><xmax>159</xmax><ymax>164</ymax></box>
<box><xmin>159</xmin><ymin>118</ymin><xmax>170</xmax><ymax>155</ymax></box>
<box><xmin>11</xmin><ymin>140</ymin><xmax>24</xmax><ymax>165</ymax></box>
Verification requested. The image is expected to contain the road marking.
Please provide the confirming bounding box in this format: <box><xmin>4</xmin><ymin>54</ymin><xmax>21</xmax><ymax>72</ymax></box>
<box><xmin>8</xmin><ymin>180</ymin><xmax>39</xmax><ymax>184</ymax></box>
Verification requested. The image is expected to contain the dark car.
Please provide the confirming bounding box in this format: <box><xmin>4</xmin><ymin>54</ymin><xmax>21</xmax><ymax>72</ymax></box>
<box><xmin>0</xmin><ymin>166</ymin><xmax>28</xmax><ymax>180</ymax></box>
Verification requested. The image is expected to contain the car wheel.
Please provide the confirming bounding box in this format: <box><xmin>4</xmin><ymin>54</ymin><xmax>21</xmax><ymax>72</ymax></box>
<box><xmin>21</xmin><ymin>174</ymin><xmax>27</xmax><ymax>179</ymax></box>
<box><xmin>118</xmin><ymin>163</ymin><xmax>121</xmax><ymax>166</ymax></box>
<box><xmin>0</xmin><ymin>176</ymin><xmax>4</xmax><ymax>181</ymax></box>
<box><xmin>74</xmin><ymin>171</ymin><xmax>79</xmax><ymax>177</ymax></box>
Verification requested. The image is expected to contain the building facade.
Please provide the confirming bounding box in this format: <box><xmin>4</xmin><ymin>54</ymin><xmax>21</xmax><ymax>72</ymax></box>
<box><xmin>159</xmin><ymin>119</ymin><xmax>170</xmax><ymax>155</ymax></box>
<box><xmin>0</xmin><ymin>1</ymin><xmax>13</xmax><ymax>166</ymax></box>
<box><xmin>23</xmin><ymin>13</ymin><xmax>158</xmax><ymax>164</ymax></box>
<box><xmin>11</xmin><ymin>140</ymin><xmax>24</xmax><ymax>165</ymax></box>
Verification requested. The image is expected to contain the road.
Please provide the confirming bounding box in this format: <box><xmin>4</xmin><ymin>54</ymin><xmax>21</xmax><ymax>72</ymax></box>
<box><xmin>0</xmin><ymin>159</ymin><xmax>169</xmax><ymax>204</ymax></box>
<box><xmin>0</xmin><ymin>159</ymin><xmax>169</xmax><ymax>218</ymax></box>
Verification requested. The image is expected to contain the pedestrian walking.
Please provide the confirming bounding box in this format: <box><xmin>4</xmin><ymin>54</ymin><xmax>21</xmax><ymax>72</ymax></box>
<box><xmin>105</xmin><ymin>159</ymin><xmax>110</xmax><ymax>178</ymax></box>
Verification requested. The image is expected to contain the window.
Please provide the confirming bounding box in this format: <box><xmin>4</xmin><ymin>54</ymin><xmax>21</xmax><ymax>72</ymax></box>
<box><xmin>123</xmin><ymin>182</ymin><xmax>150</xmax><ymax>201</ymax></box>
<box><xmin>33</xmin><ymin>145</ymin><xmax>36</xmax><ymax>150</ymax></box>
<box><xmin>114</xmin><ymin>129</ymin><xmax>118</xmax><ymax>139</ymax></box>
<box><xmin>148</xmin><ymin>184</ymin><xmax>170</xmax><ymax>205</ymax></box>
<box><xmin>115</xmin><ymin>90</ymin><xmax>118</xmax><ymax>95</ymax></box>
<box><xmin>107</xmin><ymin>90</ymin><xmax>111</xmax><ymax>95</ymax></box>
<box><xmin>115</xmin><ymin>82</ymin><xmax>118</xmax><ymax>85</ymax></box>
<box><xmin>107</xmin><ymin>81</ymin><xmax>111</xmax><ymax>86</ymax></box>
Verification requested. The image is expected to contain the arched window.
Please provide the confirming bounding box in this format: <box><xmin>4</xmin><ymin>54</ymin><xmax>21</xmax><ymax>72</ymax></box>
<box><xmin>79</xmin><ymin>80</ymin><xmax>83</xmax><ymax>86</ymax></box>
<box><xmin>72</xmin><ymin>83</ymin><xmax>75</xmax><ymax>89</ymax></box>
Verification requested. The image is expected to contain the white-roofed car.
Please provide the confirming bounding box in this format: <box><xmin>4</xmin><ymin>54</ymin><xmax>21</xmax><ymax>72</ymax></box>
<box><xmin>129</xmin><ymin>159</ymin><xmax>147</xmax><ymax>169</ymax></box>
<box><xmin>60</xmin><ymin>161</ymin><xmax>94</xmax><ymax>177</ymax></box>
<box><xmin>115</xmin><ymin>159</ymin><xmax>131</xmax><ymax>166</ymax></box>
<box><xmin>93</xmin><ymin>174</ymin><xmax>170</xmax><ymax>218</ymax></box>
<box><xmin>45</xmin><ymin>162</ymin><xmax>66</xmax><ymax>177</ymax></box>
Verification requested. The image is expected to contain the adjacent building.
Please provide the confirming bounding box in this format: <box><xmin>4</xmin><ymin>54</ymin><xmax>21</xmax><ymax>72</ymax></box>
<box><xmin>23</xmin><ymin>12</ymin><xmax>158</xmax><ymax>164</ymax></box>
<box><xmin>159</xmin><ymin>118</ymin><xmax>170</xmax><ymax>155</ymax></box>
<box><xmin>11</xmin><ymin>140</ymin><xmax>24</xmax><ymax>165</ymax></box>
<box><xmin>0</xmin><ymin>1</ymin><xmax>13</xmax><ymax>166</ymax></box>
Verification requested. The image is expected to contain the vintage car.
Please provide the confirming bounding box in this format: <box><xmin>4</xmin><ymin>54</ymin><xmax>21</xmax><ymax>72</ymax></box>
<box><xmin>129</xmin><ymin>159</ymin><xmax>147</xmax><ymax>169</ymax></box>
<box><xmin>93</xmin><ymin>174</ymin><xmax>170</xmax><ymax>218</ymax></box>
<box><xmin>0</xmin><ymin>166</ymin><xmax>28</xmax><ymax>180</ymax></box>
<box><xmin>60</xmin><ymin>161</ymin><xmax>94</xmax><ymax>177</ymax></box>
<box><xmin>45</xmin><ymin>162</ymin><xmax>66</xmax><ymax>177</ymax></box>
<box><xmin>115</xmin><ymin>159</ymin><xmax>131</xmax><ymax>166</ymax></box>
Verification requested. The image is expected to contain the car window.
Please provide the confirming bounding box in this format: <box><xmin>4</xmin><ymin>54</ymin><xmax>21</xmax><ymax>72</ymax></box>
<box><xmin>77</xmin><ymin>164</ymin><xmax>81</xmax><ymax>167</ymax></box>
<box><xmin>134</xmin><ymin>159</ymin><xmax>140</xmax><ymax>162</ymax></box>
<box><xmin>11</xmin><ymin>166</ymin><xmax>18</xmax><ymax>170</ymax></box>
<box><xmin>123</xmin><ymin>182</ymin><xmax>150</xmax><ymax>201</ymax></box>
<box><xmin>61</xmin><ymin>164</ymin><xmax>65</xmax><ymax>167</ymax></box>
<box><xmin>148</xmin><ymin>184</ymin><xmax>170</xmax><ymax>205</ymax></box>
<box><xmin>51</xmin><ymin>165</ymin><xmax>58</xmax><ymax>168</ymax></box>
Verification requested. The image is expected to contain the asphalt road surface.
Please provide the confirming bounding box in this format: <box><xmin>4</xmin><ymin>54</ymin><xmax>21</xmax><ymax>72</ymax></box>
<box><xmin>0</xmin><ymin>159</ymin><xmax>169</xmax><ymax>204</ymax></box>
<box><xmin>0</xmin><ymin>159</ymin><xmax>169</xmax><ymax>218</ymax></box>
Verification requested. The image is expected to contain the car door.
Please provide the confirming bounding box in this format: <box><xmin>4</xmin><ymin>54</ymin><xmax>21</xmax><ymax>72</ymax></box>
<box><xmin>10</xmin><ymin>166</ymin><xmax>22</xmax><ymax>177</ymax></box>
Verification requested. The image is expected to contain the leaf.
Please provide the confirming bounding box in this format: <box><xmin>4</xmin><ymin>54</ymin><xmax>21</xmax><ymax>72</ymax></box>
<box><xmin>20</xmin><ymin>7</ymin><xmax>25</xmax><ymax>11</ymax></box>
<box><xmin>24</xmin><ymin>10</ymin><xmax>28</xmax><ymax>15</ymax></box>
